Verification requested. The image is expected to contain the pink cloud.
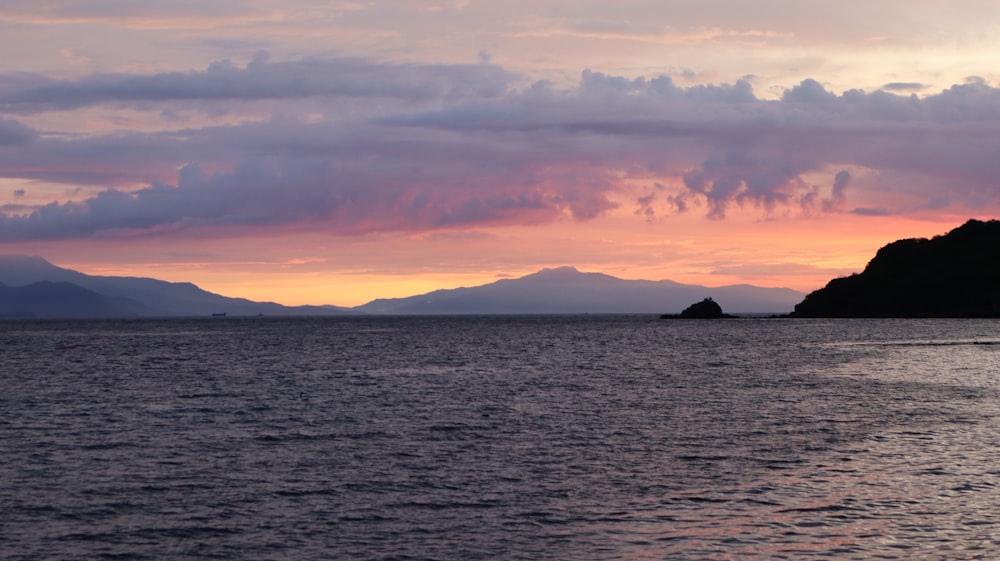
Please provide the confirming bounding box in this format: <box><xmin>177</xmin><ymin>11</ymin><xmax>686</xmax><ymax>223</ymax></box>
<box><xmin>3</xmin><ymin>58</ymin><xmax>1000</xmax><ymax>241</ymax></box>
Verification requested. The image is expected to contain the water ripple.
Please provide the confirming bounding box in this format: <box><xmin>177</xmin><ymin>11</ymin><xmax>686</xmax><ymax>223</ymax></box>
<box><xmin>3</xmin><ymin>316</ymin><xmax>1000</xmax><ymax>560</ymax></box>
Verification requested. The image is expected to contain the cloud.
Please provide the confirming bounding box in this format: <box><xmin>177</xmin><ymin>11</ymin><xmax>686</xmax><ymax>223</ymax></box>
<box><xmin>708</xmin><ymin>261</ymin><xmax>852</xmax><ymax>277</ymax></box>
<box><xmin>781</xmin><ymin>78</ymin><xmax>837</xmax><ymax>103</ymax></box>
<box><xmin>0</xmin><ymin>152</ymin><xmax>616</xmax><ymax>240</ymax></box>
<box><xmin>0</xmin><ymin>117</ymin><xmax>36</xmax><ymax>145</ymax></box>
<box><xmin>0</xmin><ymin>55</ymin><xmax>515</xmax><ymax>113</ymax></box>
<box><xmin>882</xmin><ymin>82</ymin><xmax>926</xmax><ymax>92</ymax></box>
<box><xmin>564</xmin><ymin>20</ymin><xmax>674</xmax><ymax>40</ymax></box>
<box><xmin>4</xmin><ymin>57</ymin><xmax>1000</xmax><ymax>240</ymax></box>
<box><xmin>821</xmin><ymin>170</ymin><xmax>851</xmax><ymax>212</ymax></box>
<box><xmin>0</xmin><ymin>0</ymin><xmax>283</xmax><ymax>27</ymax></box>
<box><xmin>852</xmin><ymin>207</ymin><xmax>892</xmax><ymax>217</ymax></box>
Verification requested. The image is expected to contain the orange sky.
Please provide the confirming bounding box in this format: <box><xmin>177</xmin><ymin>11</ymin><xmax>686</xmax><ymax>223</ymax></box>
<box><xmin>2</xmin><ymin>2</ymin><xmax>1000</xmax><ymax>306</ymax></box>
<box><xmin>11</xmin><ymin>206</ymin><xmax>972</xmax><ymax>307</ymax></box>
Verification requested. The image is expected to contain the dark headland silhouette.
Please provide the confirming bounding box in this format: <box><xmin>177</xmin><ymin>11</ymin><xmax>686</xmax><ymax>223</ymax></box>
<box><xmin>792</xmin><ymin>219</ymin><xmax>1000</xmax><ymax>318</ymax></box>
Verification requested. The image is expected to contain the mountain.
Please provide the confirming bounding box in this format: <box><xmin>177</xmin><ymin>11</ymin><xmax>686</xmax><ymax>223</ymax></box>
<box><xmin>357</xmin><ymin>266</ymin><xmax>803</xmax><ymax>315</ymax></box>
<box><xmin>0</xmin><ymin>255</ymin><xmax>358</xmax><ymax>318</ymax></box>
<box><xmin>792</xmin><ymin>219</ymin><xmax>1000</xmax><ymax>317</ymax></box>
<box><xmin>0</xmin><ymin>256</ymin><xmax>804</xmax><ymax>318</ymax></box>
<box><xmin>0</xmin><ymin>281</ymin><xmax>135</xmax><ymax>318</ymax></box>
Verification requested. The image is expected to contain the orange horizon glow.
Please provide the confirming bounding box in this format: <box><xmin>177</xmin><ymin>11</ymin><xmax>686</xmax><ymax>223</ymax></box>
<box><xmin>20</xmin><ymin>211</ymin><xmax>970</xmax><ymax>308</ymax></box>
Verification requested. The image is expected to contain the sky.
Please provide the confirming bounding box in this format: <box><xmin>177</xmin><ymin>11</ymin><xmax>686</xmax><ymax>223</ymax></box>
<box><xmin>2</xmin><ymin>1</ymin><xmax>1000</xmax><ymax>306</ymax></box>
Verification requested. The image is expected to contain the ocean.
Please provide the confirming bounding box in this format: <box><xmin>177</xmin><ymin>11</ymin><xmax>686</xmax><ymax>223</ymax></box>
<box><xmin>2</xmin><ymin>316</ymin><xmax>1000</xmax><ymax>560</ymax></box>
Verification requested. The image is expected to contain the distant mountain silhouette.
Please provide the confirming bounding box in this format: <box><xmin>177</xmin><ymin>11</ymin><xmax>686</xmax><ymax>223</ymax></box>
<box><xmin>0</xmin><ymin>281</ymin><xmax>135</xmax><ymax>318</ymax></box>
<box><xmin>357</xmin><ymin>266</ymin><xmax>803</xmax><ymax>315</ymax></box>
<box><xmin>792</xmin><ymin>219</ymin><xmax>1000</xmax><ymax>317</ymax></box>
<box><xmin>0</xmin><ymin>257</ymin><xmax>804</xmax><ymax>318</ymax></box>
<box><xmin>0</xmin><ymin>255</ymin><xmax>359</xmax><ymax>318</ymax></box>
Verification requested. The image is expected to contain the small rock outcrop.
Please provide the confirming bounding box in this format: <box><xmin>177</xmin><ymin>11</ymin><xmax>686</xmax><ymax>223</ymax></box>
<box><xmin>662</xmin><ymin>297</ymin><xmax>735</xmax><ymax>319</ymax></box>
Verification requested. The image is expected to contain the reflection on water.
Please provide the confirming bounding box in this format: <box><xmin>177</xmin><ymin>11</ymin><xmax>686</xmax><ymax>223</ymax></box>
<box><xmin>2</xmin><ymin>316</ymin><xmax>1000</xmax><ymax>560</ymax></box>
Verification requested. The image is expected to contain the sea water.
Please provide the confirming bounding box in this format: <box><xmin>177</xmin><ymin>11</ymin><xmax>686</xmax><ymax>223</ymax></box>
<box><xmin>2</xmin><ymin>316</ymin><xmax>1000</xmax><ymax>560</ymax></box>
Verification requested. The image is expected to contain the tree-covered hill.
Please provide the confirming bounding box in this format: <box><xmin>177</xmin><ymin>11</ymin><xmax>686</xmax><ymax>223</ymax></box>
<box><xmin>792</xmin><ymin>219</ymin><xmax>1000</xmax><ymax>317</ymax></box>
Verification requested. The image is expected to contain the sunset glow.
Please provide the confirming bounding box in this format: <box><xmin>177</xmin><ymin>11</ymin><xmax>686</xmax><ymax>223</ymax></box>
<box><xmin>2</xmin><ymin>1</ymin><xmax>999</xmax><ymax>306</ymax></box>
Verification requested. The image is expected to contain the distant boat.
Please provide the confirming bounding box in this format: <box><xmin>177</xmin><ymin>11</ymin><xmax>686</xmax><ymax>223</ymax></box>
<box><xmin>211</xmin><ymin>312</ymin><xmax>227</xmax><ymax>317</ymax></box>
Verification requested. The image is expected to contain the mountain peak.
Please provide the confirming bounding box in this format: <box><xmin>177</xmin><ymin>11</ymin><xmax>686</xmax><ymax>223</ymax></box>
<box><xmin>358</xmin><ymin>266</ymin><xmax>803</xmax><ymax>314</ymax></box>
<box><xmin>0</xmin><ymin>254</ymin><xmax>56</xmax><ymax>267</ymax></box>
<box><xmin>525</xmin><ymin>266</ymin><xmax>582</xmax><ymax>278</ymax></box>
<box><xmin>0</xmin><ymin>254</ymin><xmax>77</xmax><ymax>286</ymax></box>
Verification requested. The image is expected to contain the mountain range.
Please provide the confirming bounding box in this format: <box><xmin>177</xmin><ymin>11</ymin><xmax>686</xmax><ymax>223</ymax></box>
<box><xmin>0</xmin><ymin>255</ymin><xmax>804</xmax><ymax>318</ymax></box>
<box><xmin>0</xmin><ymin>255</ymin><xmax>357</xmax><ymax>318</ymax></box>
<box><xmin>356</xmin><ymin>267</ymin><xmax>802</xmax><ymax>315</ymax></box>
